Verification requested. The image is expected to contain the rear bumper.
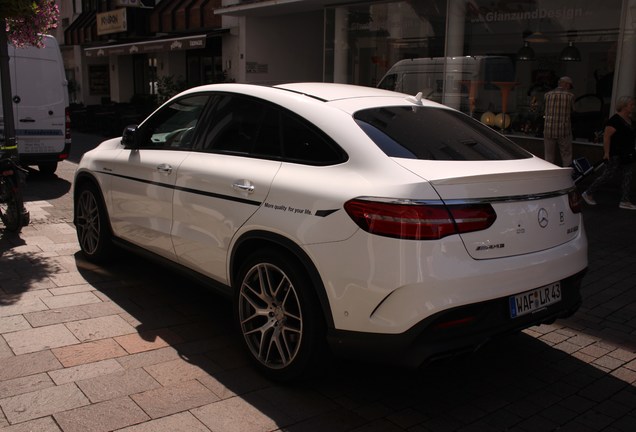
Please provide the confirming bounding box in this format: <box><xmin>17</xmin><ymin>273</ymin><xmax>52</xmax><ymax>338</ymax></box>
<box><xmin>19</xmin><ymin>142</ymin><xmax>71</xmax><ymax>165</ymax></box>
<box><xmin>326</xmin><ymin>269</ymin><xmax>585</xmax><ymax>367</ymax></box>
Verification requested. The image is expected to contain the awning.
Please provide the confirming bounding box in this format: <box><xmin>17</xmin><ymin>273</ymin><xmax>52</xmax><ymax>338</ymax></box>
<box><xmin>84</xmin><ymin>33</ymin><xmax>211</xmax><ymax>57</ymax></box>
<box><xmin>215</xmin><ymin>0</ymin><xmax>334</xmax><ymax>16</ymax></box>
<box><xmin>64</xmin><ymin>11</ymin><xmax>96</xmax><ymax>45</ymax></box>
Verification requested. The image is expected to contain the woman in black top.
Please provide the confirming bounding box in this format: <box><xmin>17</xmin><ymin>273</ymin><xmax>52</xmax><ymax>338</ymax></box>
<box><xmin>582</xmin><ymin>96</ymin><xmax>636</xmax><ymax>210</ymax></box>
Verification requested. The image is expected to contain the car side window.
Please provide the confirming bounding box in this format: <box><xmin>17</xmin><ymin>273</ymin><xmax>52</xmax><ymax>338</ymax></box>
<box><xmin>199</xmin><ymin>95</ymin><xmax>270</xmax><ymax>155</ymax></box>
<box><xmin>197</xmin><ymin>93</ymin><xmax>346</xmax><ymax>165</ymax></box>
<box><xmin>281</xmin><ymin>113</ymin><xmax>346</xmax><ymax>165</ymax></box>
<box><xmin>136</xmin><ymin>95</ymin><xmax>209</xmax><ymax>150</ymax></box>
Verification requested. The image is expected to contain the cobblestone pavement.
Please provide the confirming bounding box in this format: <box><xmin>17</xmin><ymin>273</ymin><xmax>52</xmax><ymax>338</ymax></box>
<box><xmin>0</xmin><ymin>137</ymin><xmax>635</xmax><ymax>431</ymax></box>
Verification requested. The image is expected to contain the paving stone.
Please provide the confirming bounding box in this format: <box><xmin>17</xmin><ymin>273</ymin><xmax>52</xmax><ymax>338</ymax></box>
<box><xmin>114</xmin><ymin>329</ymin><xmax>183</xmax><ymax>354</ymax></box>
<box><xmin>3</xmin><ymin>323</ymin><xmax>80</xmax><ymax>355</ymax></box>
<box><xmin>20</xmin><ymin>235</ymin><xmax>54</xmax><ymax>246</ymax></box>
<box><xmin>54</xmin><ymin>397</ymin><xmax>150</xmax><ymax>432</ymax></box>
<box><xmin>0</xmin><ymin>382</ymin><xmax>89</xmax><ymax>424</ymax></box>
<box><xmin>0</xmin><ymin>335</ymin><xmax>13</xmax><ymax>359</ymax></box>
<box><xmin>143</xmin><ymin>356</ymin><xmax>219</xmax><ymax>386</ymax></box>
<box><xmin>594</xmin><ymin>354</ymin><xmax>627</xmax><ymax>371</ymax></box>
<box><xmin>608</xmin><ymin>348</ymin><xmax>636</xmax><ymax>362</ymax></box>
<box><xmin>0</xmin><ymin>373</ymin><xmax>54</xmax><ymax>399</ymax></box>
<box><xmin>48</xmin><ymin>284</ymin><xmax>95</xmax><ymax>296</ymax></box>
<box><xmin>79</xmin><ymin>301</ymin><xmax>127</xmax><ymax>318</ymax></box>
<box><xmin>0</xmin><ymin>296</ymin><xmax>48</xmax><ymax>318</ymax></box>
<box><xmin>52</xmin><ymin>338</ymin><xmax>128</xmax><ymax>367</ymax></box>
<box><xmin>0</xmin><ymin>350</ymin><xmax>62</xmax><ymax>381</ymax></box>
<box><xmin>65</xmin><ymin>315</ymin><xmax>136</xmax><ymax>342</ymax></box>
<box><xmin>41</xmin><ymin>292</ymin><xmax>102</xmax><ymax>309</ymax></box>
<box><xmin>115</xmin><ymin>411</ymin><xmax>211</xmax><ymax>432</ymax></box>
<box><xmin>191</xmin><ymin>396</ymin><xmax>284</xmax><ymax>432</ymax></box>
<box><xmin>131</xmin><ymin>379</ymin><xmax>219</xmax><ymax>419</ymax></box>
<box><xmin>47</xmin><ymin>271</ymin><xmax>95</xmax><ymax>288</ymax></box>
<box><xmin>0</xmin><ymin>276</ymin><xmax>55</xmax><ymax>295</ymax></box>
<box><xmin>197</xmin><ymin>367</ymin><xmax>272</xmax><ymax>400</ymax></box>
<box><xmin>0</xmin><ymin>416</ymin><xmax>62</xmax><ymax>432</ymax></box>
<box><xmin>77</xmin><ymin>368</ymin><xmax>161</xmax><ymax>403</ymax></box>
<box><xmin>0</xmin><ymin>316</ymin><xmax>31</xmax><ymax>334</ymax></box>
<box><xmin>611</xmin><ymin>367</ymin><xmax>636</xmax><ymax>384</ymax></box>
<box><xmin>48</xmin><ymin>358</ymin><xmax>124</xmax><ymax>385</ymax></box>
<box><xmin>24</xmin><ymin>306</ymin><xmax>91</xmax><ymax>327</ymax></box>
<box><xmin>116</xmin><ymin>346</ymin><xmax>181</xmax><ymax>370</ymax></box>
<box><xmin>38</xmin><ymin>242</ymin><xmax>81</xmax><ymax>254</ymax></box>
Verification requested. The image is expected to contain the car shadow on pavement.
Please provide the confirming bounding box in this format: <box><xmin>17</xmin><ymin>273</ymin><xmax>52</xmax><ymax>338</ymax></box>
<box><xmin>23</xmin><ymin>169</ymin><xmax>72</xmax><ymax>201</ymax></box>
<box><xmin>72</xmin><ymin>247</ymin><xmax>636</xmax><ymax>431</ymax></box>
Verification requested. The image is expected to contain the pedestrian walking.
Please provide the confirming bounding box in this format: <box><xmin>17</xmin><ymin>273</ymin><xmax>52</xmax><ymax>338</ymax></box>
<box><xmin>544</xmin><ymin>76</ymin><xmax>575</xmax><ymax>166</ymax></box>
<box><xmin>582</xmin><ymin>95</ymin><xmax>636</xmax><ymax>210</ymax></box>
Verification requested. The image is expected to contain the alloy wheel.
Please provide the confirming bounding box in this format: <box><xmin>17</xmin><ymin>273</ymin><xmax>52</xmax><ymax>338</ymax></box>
<box><xmin>238</xmin><ymin>262</ymin><xmax>303</xmax><ymax>370</ymax></box>
<box><xmin>76</xmin><ymin>189</ymin><xmax>101</xmax><ymax>255</ymax></box>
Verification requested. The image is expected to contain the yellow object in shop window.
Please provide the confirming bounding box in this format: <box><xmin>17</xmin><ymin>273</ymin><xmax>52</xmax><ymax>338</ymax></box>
<box><xmin>480</xmin><ymin>111</ymin><xmax>495</xmax><ymax>126</ymax></box>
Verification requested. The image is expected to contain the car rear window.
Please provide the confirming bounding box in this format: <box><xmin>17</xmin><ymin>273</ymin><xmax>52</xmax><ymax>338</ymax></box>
<box><xmin>354</xmin><ymin>106</ymin><xmax>532</xmax><ymax>161</ymax></box>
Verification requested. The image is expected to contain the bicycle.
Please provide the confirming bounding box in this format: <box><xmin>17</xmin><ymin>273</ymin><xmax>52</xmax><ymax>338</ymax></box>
<box><xmin>0</xmin><ymin>151</ymin><xmax>30</xmax><ymax>232</ymax></box>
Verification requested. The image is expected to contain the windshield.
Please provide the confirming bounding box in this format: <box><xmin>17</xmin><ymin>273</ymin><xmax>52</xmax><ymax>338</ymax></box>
<box><xmin>354</xmin><ymin>106</ymin><xmax>532</xmax><ymax>161</ymax></box>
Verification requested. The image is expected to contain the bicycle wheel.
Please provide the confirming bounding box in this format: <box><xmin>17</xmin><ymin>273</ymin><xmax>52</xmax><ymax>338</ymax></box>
<box><xmin>0</xmin><ymin>175</ymin><xmax>26</xmax><ymax>232</ymax></box>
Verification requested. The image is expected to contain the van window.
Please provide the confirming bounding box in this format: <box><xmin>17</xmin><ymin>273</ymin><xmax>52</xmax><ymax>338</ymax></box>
<box><xmin>354</xmin><ymin>106</ymin><xmax>531</xmax><ymax>161</ymax></box>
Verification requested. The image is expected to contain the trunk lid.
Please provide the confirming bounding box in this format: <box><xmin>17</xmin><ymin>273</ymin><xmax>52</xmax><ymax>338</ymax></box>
<box><xmin>393</xmin><ymin>158</ymin><xmax>581</xmax><ymax>259</ymax></box>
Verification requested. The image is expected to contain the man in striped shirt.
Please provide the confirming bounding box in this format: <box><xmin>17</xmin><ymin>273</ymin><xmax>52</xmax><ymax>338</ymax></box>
<box><xmin>543</xmin><ymin>76</ymin><xmax>575</xmax><ymax>166</ymax></box>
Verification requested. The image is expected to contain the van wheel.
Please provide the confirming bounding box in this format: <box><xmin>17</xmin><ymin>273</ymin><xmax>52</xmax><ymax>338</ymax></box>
<box><xmin>234</xmin><ymin>249</ymin><xmax>326</xmax><ymax>381</ymax></box>
<box><xmin>38</xmin><ymin>162</ymin><xmax>58</xmax><ymax>175</ymax></box>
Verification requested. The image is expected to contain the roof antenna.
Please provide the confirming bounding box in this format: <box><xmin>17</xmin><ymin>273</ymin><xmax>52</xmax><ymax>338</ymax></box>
<box><xmin>406</xmin><ymin>92</ymin><xmax>423</xmax><ymax>105</ymax></box>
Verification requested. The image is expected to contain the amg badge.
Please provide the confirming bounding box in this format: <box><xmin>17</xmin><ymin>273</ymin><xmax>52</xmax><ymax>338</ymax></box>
<box><xmin>476</xmin><ymin>243</ymin><xmax>505</xmax><ymax>251</ymax></box>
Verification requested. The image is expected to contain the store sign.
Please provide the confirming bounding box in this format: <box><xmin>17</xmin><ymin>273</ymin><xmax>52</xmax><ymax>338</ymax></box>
<box><xmin>97</xmin><ymin>9</ymin><xmax>127</xmax><ymax>36</ymax></box>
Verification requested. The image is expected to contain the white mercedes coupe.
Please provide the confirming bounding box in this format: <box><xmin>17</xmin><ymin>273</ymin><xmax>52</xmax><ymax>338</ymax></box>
<box><xmin>74</xmin><ymin>83</ymin><xmax>588</xmax><ymax>380</ymax></box>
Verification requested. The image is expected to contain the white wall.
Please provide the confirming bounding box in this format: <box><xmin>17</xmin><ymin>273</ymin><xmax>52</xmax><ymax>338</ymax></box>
<box><xmin>242</xmin><ymin>11</ymin><xmax>324</xmax><ymax>84</ymax></box>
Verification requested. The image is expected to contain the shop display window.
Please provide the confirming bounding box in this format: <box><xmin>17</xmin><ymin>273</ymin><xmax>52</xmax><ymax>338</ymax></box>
<box><xmin>326</xmin><ymin>0</ymin><xmax>630</xmax><ymax>143</ymax></box>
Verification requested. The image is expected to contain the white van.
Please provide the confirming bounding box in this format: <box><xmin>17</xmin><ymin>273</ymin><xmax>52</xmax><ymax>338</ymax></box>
<box><xmin>0</xmin><ymin>35</ymin><xmax>70</xmax><ymax>174</ymax></box>
<box><xmin>377</xmin><ymin>56</ymin><xmax>515</xmax><ymax>116</ymax></box>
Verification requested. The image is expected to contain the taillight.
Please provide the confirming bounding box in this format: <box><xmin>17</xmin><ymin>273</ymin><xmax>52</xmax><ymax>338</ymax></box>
<box><xmin>65</xmin><ymin>107</ymin><xmax>71</xmax><ymax>141</ymax></box>
<box><xmin>568</xmin><ymin>189</ymin><xmax>582</xmax><ymax>213</ymax></box>
<box><xmin>344</xmin><ymin>199</ymin><xmax>496</xmax><ymax>240</ymax></box>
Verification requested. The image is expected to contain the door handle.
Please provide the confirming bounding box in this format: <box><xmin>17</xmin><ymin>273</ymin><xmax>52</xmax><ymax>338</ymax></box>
<box><xmin>232</xmin><ymin>183</ymin><xmax>255</xmax><ymax>194</ymax></box>
<box><xmin>19</xmin><ymin>118</ymin><xmax>35</xmax><ymax>123</ymax></box>
<box><xmin>156</xmin><ymin>164</ymin><xmax>173</xmax><ymax>175</ymax></box>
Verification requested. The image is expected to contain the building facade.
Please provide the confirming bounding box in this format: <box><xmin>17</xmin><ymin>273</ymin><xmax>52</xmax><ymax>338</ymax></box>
<box><xmin>58</xmin><ymin>0</ymin><xmax>635</xmax><ymax>148</ymax></box>
<box><xmin>59</xmin><ymin>0</ymin><xmax>224</xmax><ymax>107</ymax></box>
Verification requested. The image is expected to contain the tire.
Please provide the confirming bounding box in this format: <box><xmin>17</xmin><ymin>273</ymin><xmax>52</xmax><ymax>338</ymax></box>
<box><xmin>74</xmin><ymin>182</ymin><xmax>114</xmax><ymax>262</ymax></box>
<box><xmin>0</xmin><ymin>175</ymin><xmax>27</xmax><ymax>232</ymax></box>
<box><xmin>234</xmin><ymin>249</ymin><xmax>326</xmax><ymax>381</ymax></box>
<box><xmin>38</xmin><ymin>162</ymin><xmax>58</xmax><ymax>175</ymax></box>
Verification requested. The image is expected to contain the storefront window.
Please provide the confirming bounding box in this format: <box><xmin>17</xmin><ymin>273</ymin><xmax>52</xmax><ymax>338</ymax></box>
<box><xmin>326</xmin><ymin>0</ymin><xmax>629</xmax><ymax>143</ymax></box>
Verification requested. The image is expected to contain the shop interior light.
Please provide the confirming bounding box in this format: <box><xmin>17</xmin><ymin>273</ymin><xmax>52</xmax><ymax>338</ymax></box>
<box><xmin>560</xmin><ymin>41</ymin><xmax>582</xmax><ymax>61</ymax></box>
<box><xmin>524</xmin><ymin>31</ymin><xmax>549</xmax><ymax>43</ymax></box>
<box><xmin>517</xmin><ymin>41</ymin><xmax>536</xmax><ymax>61</ymax></box>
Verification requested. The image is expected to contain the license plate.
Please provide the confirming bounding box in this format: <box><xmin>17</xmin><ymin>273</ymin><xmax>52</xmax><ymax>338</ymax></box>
<box><xmin>509</xmin><ymin>282</ymin><xmax>561</xmax><ymax>318</ymax></box>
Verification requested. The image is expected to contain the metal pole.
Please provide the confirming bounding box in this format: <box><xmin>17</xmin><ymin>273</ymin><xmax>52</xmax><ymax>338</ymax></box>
<box><xmin>0</xmin><ymin>19</ymin><xmax>18</xmax><ymax>156</ymax></box>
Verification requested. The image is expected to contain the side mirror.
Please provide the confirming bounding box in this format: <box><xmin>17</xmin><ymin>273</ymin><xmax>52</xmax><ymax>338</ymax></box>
<box><xmin>121</xmin><ymin>125</ymin><xmax>138</xmax><ymax>148</ymax></box>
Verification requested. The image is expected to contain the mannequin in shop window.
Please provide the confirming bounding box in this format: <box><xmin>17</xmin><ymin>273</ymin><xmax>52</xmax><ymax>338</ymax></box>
<box><xmin>543</xmin><ymin>76</ymin><xmax>575</xmax><ymax>167</ymax></box>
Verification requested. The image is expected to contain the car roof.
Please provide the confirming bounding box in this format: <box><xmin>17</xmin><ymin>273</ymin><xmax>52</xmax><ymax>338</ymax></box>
<box><xmin>176</xmin><ymin>82</ymin><xmax>448</xmax><ymax>114</ymax></box>
<box><xmin>274</xmin><ymin>82</ymin><xmax>404</xmax><ymax>102</ymax></box>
